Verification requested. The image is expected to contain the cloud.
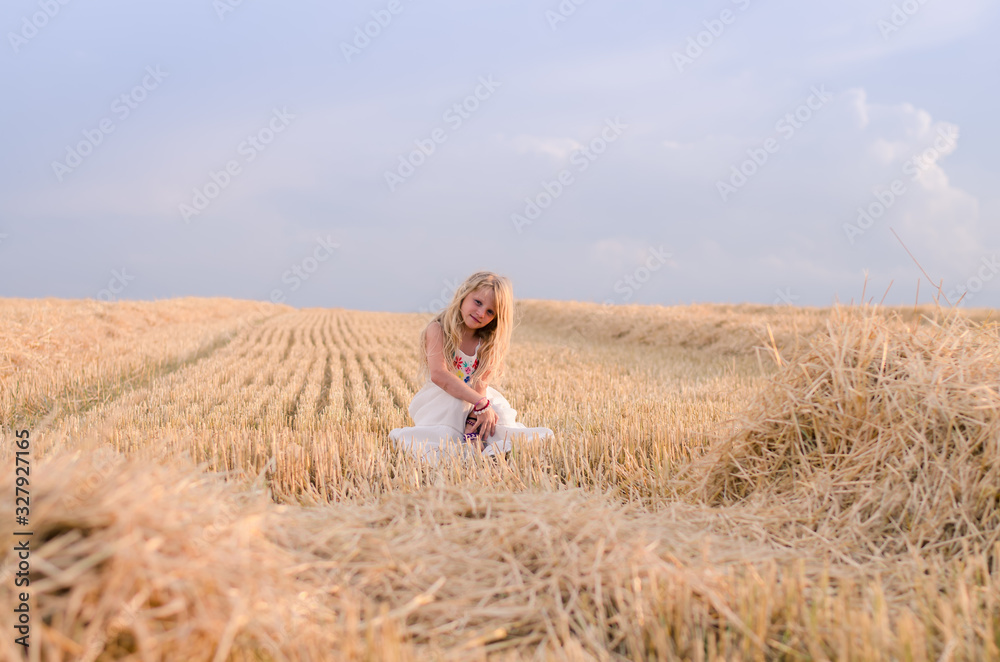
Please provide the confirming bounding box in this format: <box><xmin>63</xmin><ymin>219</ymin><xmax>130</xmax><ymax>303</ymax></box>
<box><xmin>830</xmin><ymin>89</ymin><xmax>980</xmax><ymax>264</ymax></box>
<box><xmin>694</xmin><ymin>87</ymin><xmax>981</xmax><ymax>257</ymax></box>
<box><xmin>2</xmin><ymin>2</ymin><xmax>998</xmax><ymax>308</ymax></box>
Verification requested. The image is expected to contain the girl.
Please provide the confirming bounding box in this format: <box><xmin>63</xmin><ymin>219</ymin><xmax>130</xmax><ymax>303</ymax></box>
<box><xmin>389</xmin><ymin>271</ymin><xmax>554</xmax><ymax>461</ymax></box>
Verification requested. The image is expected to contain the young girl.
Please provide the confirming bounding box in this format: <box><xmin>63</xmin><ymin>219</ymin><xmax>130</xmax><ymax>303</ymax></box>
<box><xmin>389</xmin><ymin>271</ymin><xmax>554</xmax><ymax>462</ymax></box>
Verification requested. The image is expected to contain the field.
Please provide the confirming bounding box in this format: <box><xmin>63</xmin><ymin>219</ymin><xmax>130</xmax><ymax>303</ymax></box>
<box><xmin>1</xmin><ymin>297</ymin><xmax>998</xmax><ymax>661</ymax></box>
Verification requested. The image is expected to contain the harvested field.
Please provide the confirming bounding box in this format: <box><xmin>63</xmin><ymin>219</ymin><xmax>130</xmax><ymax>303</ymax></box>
<box><xmin>1</xmin><ymin>297</ymin><xmax>997</xmax><ymax>660</ymax></box>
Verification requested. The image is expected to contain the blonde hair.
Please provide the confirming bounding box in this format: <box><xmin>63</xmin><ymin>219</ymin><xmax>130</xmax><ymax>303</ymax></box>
<box><xmin>417</xmin><ymin>272</ymin><xmax>514</xmax><ymax>385</ymax></box>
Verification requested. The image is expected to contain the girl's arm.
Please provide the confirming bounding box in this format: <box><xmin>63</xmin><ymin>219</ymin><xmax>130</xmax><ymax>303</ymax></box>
<box><xmin>469</xmin><ymin>365</ymin><xmax>496</xmax><ymax>439</ymax></box>
<box><xmin>470</xmin><ymin>365</ymin><xmax>492</xmax><ymax>396</ymax></box>
<box><xmin>425</xmin><ymin>322</ymin><xmax>488</xmax><ymax>406</ymax></box>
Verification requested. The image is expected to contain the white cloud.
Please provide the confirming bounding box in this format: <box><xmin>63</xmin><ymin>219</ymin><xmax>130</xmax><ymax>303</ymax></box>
<box><xmin>3</xmin><ymin>1</ymin><xmax>998</xmax><ymax>308</ymax></box>
<box><xmin>683</xmin><ymin>86</ymin><xmax>982</xmax><ymax>264</ymax></box>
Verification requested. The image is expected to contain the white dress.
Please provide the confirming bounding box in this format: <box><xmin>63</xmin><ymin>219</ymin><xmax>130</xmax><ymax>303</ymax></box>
<box><xmin>389</xmin><ymin>342</ymin><xmax>554</xmax><ymax>462</ymax></box>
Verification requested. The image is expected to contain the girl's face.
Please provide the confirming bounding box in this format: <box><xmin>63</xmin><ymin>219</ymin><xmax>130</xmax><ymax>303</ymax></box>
<box><xmin>460</xmin><ymin>287</ymin><xmax>496</xmax><ymax>330</ymax></box>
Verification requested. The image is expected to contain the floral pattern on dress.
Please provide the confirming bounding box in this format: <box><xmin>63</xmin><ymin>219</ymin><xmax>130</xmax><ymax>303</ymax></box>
<box><xmin>452</xmin><ymin>353</ymin><xmax>479</xmax><ymax>383</ymax></box>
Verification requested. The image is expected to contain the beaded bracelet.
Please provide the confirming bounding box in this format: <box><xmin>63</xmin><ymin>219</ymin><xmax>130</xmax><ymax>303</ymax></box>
<box><xmin>472</xmin><ymin>398</ymin><xmax>490</xmax><ymax>414</ymax></box>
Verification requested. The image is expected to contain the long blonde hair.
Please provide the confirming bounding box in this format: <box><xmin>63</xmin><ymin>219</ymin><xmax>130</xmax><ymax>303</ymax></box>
<box><xmin>417</xmin><ymin>272</ymin><xmax>514</xmax><ymax>384</ymax></box>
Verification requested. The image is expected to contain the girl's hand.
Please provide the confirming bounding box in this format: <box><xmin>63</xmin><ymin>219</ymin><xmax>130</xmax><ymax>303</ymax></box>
<box><xmin>472</xmin><ymin>406</ymin><xmax>498</xmax><ymax>440</ymax></box>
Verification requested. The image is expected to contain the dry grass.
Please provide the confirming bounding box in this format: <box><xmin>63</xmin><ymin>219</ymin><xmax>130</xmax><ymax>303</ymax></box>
<box><xmin>0</xmin><ymin>297</ymin><xmax>288</xmax><ymax>426</ymax></box>
<box><xmin>0</xmin><ymin>446</ymin><xmax>412</xmax><ymax>662</ymax></box>
<box><xmin>689</xmin><ymin>307</ymin><xmax>1000</xmax><ymax>561</ymax></box>
<box><xmin>0</xmin><ymin>297</ymin><xmax>998</xmax><ymax>660</ymax></box>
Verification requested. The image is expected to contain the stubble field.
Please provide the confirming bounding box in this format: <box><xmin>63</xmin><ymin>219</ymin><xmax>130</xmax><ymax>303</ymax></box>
<box><xmin>1</xmin><ymin>297</ymin><xmax>997</xmax><ymax>661</ymax></box>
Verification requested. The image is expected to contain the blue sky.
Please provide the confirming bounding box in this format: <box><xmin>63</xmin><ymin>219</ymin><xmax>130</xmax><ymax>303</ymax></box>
<box><xmin>2</xmin><ymin>0</ymin><xmax>998</xmax><ymax>311</ymax></box>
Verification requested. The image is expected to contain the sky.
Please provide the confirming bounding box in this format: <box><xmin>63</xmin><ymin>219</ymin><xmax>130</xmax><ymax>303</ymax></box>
<box><xmin>2</xmin><ymin>0</ymin><xmax>998</xmax><ymax>312</ymax></box>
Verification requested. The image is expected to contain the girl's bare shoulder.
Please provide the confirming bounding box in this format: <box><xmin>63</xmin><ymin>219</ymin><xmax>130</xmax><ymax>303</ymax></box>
<box><xmin>424</xmin><ymin>319</ymin><xmax>445</xmax><ymax>346</ymax></box>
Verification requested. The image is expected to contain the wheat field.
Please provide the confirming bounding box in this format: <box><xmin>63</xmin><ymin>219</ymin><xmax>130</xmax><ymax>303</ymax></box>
<box><xmin>0</xmin><ymin>297</ymin><xmax>997</xmax><ymax>661</ymax></box>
